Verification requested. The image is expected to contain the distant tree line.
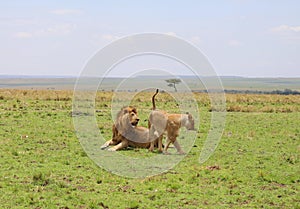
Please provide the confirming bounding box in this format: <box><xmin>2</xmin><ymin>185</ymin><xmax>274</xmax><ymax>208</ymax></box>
<box><xmin>193</xmin><ymin>88</ymin><xmax>300</xmax><ymax>95</ymax></box>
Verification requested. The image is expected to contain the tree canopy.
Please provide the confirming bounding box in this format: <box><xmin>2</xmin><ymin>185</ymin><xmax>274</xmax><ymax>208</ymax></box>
<box><xmin>165</xmin><ymin>79</ymin><xmax>181</xmax><ymax>92</ymax></box>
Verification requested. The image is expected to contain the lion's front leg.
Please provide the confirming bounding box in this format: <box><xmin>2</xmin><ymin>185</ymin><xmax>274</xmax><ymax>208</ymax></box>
<box><xmin>100</xmin><ymin>139</ymin><xmax>118</xmax><ymax>150</ymax></box>
<box><xmin>108</xmin><ymin>140</ymin><xmax>129</xmax><ymax>151</ymax></box>
<box><xmin>101</xmin><ymin>124</ymin><xmax>120</xmax><ymax>150</ymax></box>
<box><xmin>173</xmin><ymin>140</ymin><xmax>185</xmax><ymax>155</ymax></box>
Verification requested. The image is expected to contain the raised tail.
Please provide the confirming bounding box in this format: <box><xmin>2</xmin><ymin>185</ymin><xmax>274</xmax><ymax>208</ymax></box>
<box><xmin>152</xmin><ymin>89</ymin><xmax>159</xmax><ymax>110</ymax></box>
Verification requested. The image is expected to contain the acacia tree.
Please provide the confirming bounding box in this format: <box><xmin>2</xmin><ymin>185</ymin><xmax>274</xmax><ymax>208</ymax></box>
<box><xmin>165</xmin><ymin>78</ymin><xmax>181</xmax><ymax>92</ymax></box>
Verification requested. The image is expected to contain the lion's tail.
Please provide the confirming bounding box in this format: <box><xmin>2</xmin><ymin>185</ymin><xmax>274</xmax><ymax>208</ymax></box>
<box><xmin>152</xmin><ymin>89</ymin><xmax>159</xmax><ymax>110</ymax></box>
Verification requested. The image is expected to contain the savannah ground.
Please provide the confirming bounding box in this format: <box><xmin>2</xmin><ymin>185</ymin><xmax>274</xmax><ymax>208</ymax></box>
<box><xmin>0</xmin><ymin>89</ymin><xmax>299</xmax><ymax>208</ymax></box>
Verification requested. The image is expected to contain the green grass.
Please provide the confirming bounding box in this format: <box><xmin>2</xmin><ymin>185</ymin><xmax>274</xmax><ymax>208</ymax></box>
<box><xmin>0</xmin><ymin>91</ymin><xmax>299</xmax><ymax>208</ymax></box>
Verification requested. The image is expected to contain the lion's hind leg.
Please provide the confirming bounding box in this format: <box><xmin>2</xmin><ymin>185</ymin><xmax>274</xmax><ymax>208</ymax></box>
<box><xmin>149</xmin><ymin>125</ymin><xmax>164</xmax><ymax>153</ymax></box>
<box><xmin>163</xmin><ymin>138</ymin><xmax>172</xmax><ymax>155</ymax></box>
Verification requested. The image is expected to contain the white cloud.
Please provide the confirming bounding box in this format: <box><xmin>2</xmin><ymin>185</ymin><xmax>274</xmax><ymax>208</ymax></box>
<box><xmin>271</xmin><ymin>25</ymin><xmax>300</xmax><ymax>43</ymax></box>
<box><xmin>38</xmin><ymin>24</ymin><xmax>76</xmax><ymax>36</ymax></box>
<box><xmin>190</xmin><ymin>36</ymin><xmax>202</xmax><ymax>44</ymax></box>
<box><xmin>272</xmin><ymin>24</ymin><xmax>300</xmax><ymax>33</ymax></box>
<box><xmin>13</xmin><ymin>32</ymin><xmax>33</xmax><ymax>39</ymax></box>
<box><xmin>13</xmin><ymin>23</ymin><xmax>76</xmax><ymax>39</ymax></box>
<box><xmin>101</xmin><ymin>34</ymin><xmax>120</xmax><ymax>41</ymax></box>
<box><xmin>228</xmin><ymin>40</ymin><xmax>243</xmax><ymax>47</ymax></box>
<box><xmin>50</xmin><ymin>9</ymin><xmax>83</xmax><ymax>15</ymax></box>
<box><xmin>164</xmin><ymin>32</ymin><xmax>177</xmax><ymax>36</ymax></box>
<box><xmin>0</xmin><ymin>18</ymin><xmax>37</xmax><ymax>26</ymax></box>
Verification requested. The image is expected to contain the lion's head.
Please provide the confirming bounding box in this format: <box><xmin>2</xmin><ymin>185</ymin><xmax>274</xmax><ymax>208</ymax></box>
<box><xmin>119</xmin><ymin>106</ymin><xmax>139</xmax><ymax>127</ymax></box>
<box><xmin>115</xmin><ymin>106</ymin><xmax>140</xmax><ymax>131</ymax></box>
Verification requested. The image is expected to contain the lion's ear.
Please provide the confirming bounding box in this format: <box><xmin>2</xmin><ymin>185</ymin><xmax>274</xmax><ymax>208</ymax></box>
<box><xmin>132</xmin><ymin>107</ymin><xmax>137</xmax><ymax>113</ymax></box>
<box><xmin>123</xmin><ymin>109</ymin><xmax>128</xmax><ymax>114</ymax></box>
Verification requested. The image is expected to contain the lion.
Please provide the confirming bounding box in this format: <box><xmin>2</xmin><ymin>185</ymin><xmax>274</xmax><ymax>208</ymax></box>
<box><xmin>148</xmin><ymin>89</ymin><xmax>195</xmax><ymax>154</ymax></box>
<box><xmin>100</xmin><ymin>106</ymin><xmax>151</xmax><ymax>151</ymax></box>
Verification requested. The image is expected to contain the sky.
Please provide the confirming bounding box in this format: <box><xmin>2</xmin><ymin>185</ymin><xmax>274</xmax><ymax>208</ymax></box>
<box><xmin>0</xmin><ymin>0</ymin><xmax>300</xmax><ymax>77</ymax></box>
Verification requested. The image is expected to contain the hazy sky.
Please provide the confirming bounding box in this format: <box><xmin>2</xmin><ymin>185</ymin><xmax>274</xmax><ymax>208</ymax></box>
<box><xmin>0</xmin><ymin>1</ymin><xmax>299</xmax><ymax>77</ymax></box>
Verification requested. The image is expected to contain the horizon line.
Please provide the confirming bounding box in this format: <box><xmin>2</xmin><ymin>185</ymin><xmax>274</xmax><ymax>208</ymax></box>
<box><xmin>0</xmin><ymin>74</ymin><xmax>300</xmax><ymax>79</ymax></box>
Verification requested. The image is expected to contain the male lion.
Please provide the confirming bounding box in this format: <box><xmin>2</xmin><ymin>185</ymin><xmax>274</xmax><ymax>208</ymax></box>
<box><xmin>148</xmin><ymin>89</ymin><xmax>195</xmax><ymax>154</ymax></box>
<box><xmin>101</xmin><ymin>106</ymin><xmax>151</xmax><ymax>151</ymax></box>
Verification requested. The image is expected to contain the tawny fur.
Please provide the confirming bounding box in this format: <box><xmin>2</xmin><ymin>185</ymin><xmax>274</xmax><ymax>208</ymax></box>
<box><xmin>101</xmin><ymin>106</ymin><xmax>151</xmax><ymax>151</ymax></box>
<box><xmin>148</xmin><ymin>89</ymin><xmax>195</xmax><ymax>154</ymax></box>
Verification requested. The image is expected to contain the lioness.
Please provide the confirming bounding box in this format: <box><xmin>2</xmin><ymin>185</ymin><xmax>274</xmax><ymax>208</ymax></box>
<box><xmin>148</xmin><ymin>89</ymin><xmax>195</xmax><ymax>154</ymax></box>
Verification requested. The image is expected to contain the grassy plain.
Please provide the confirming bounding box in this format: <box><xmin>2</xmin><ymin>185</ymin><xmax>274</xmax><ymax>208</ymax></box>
<box><xmin>0</xmin><ymin>89</ymin><xmax>299</xmax><ymax>208</ymax></box>
<box><xmin>1</xmin><ymin>76</ymin><xmax>300</xmax><ymax>91</ymax></box>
